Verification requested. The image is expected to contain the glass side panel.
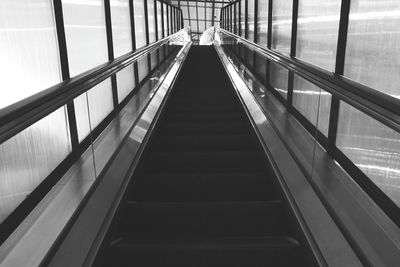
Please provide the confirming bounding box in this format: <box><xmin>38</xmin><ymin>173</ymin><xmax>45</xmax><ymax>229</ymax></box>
<box><xmin>163</xmin><ymin>3</ymin><xmax>168</xmax><ymax>36</ymax></box>
<box><xmin>336</xmin><ymin>102</ymin><xmax>400</xmax><ymax>206</ymax></box>
<box><xmin>240</xmin><ymin>0</ymin><xmax>245</xmax><ymax>37</ymax></box>
<box><xmin>0</xmin><ymin>0</ymin><xmax>62</xmax><ymax>109</ymax></box>
<box><xmin>138</xmin><ymin>56</ymin><xmax>149</xmax><ymax>82</ymax></box>
<box><xmin>116</xmin><ymin>65</ymin><xmax>135</xmax><ymax>103</ymax></box>
<box><xmin>157</xmin><ymin>0</ymin><xmax>162</xmax><ymax>39</ymax></box>
<box><xmin>255</xmin><ymin>54</ymin><xmax>267</xmax><ymax>82</ymax></box>
<box><xmin>147</xmin><ymin>0</ymin><xmax>156</xmax><ymax>43</ymax></box>
<box><xmin>110</xmin><ymin>0</ymin><xmax>133</xmax><ymax>57</ymax></box>
<box><xmin>62</xmin><ymin>0</ymin><xmax>109</xmax><ymax>76</ymax></box>
<box><xmin>248</xmin><ymin>0</ymin><xmax>255</xmax><ymax>41</ymax></box>
<box><xmin>0</xmin><ymin>107</ymin><xmax>71</xmax><ymax>223</ymax></box>
<box><xmin>133</xmin><ymin>0</ymin><xmax>146</xmax><ymax>48</ymax></box>
<box><xmin>256</xmin><ymin>0</ymin><xmax>268</xmax><ymax>45</ymax></box>
<box><xmin>292</xmin><ymin>74</ymin><xmax>331</xmax><ymax>136</ymax></box>
<box><xmin>74</xmin><ymin>79</ymin><xmax>114</xmax><ymax>142</ymax></box>
<box><xmin>271</xmin><ymin>0</ymin><xmax>292</xmax><ymax>55</ymax></box>
<box><xmin>296</xmin><ymin>0</ymin><xmax>341</xmax><ymax>71</ymax></box>
<box><xmin>269</xmin><ymin>62</ymin><xmax>289</xmax><ymax>99</ymax></box>
<box><xmin>344</xmin><ymin>0</ymin><xmax>400</xmax><ymax>100</ymax></box>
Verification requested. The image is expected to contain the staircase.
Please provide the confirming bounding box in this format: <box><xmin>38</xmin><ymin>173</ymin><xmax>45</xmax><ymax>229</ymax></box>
<box><xmin>105</xmin><ymin>46</ymin><xmax>304</xmax><ymax>266</ymax></box>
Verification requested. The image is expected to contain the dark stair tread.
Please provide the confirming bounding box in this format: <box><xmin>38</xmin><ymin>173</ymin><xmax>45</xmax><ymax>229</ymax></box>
<box><xmin>151</xmin><ymin>134</ymin><xmax>256</xmax><ymax>151</ymax></box>
<box><xmin>142</xmin><ymin>150</ymin><xmax>265</xmax><ymax>172</ymax></box>
<box><xmin>108</xmin><ymin>237</ymin><xmax>300</xmax><ymax>267</ymax></box>
<box><xmin>164</xmin><ymin>111</ymin><xmax>244</xmax><ymax>122</ymax></box>
<box><xmin>158</xmin><ymin>121</ymin><xmax>250</xmax><ymax>135</ymax></box>
<box><xmin>123</xmin><ymin>201</ymin><xmax>287</xmax><ymax>238</ymax></box>
<box><xmin>132</xmin><ymin>172</ymin><xmax>278</xmax><ymax>201</ymax></box>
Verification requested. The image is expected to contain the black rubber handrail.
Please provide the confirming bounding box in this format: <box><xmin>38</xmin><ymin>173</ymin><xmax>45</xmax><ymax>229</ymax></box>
<box><xmin>0</xmin><ymin>29</ymin><xmax>187</xmax><ymax>144</ymax></box>
<box><xmin>217</xmin><ymin>28</ymin><xmax>400</xmax><ymax>133</ymax></box>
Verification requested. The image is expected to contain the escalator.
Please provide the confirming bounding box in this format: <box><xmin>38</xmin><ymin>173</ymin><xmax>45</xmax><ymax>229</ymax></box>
<box><xmin>103</xmin><ymin>46</ymin><xmax>307</xmax><ymax>266</ymax></box>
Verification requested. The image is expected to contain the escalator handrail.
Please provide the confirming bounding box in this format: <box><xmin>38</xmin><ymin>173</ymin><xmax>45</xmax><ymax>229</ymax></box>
<box><xmin>0</xmin><ymin>27</ymin><xmax>189</xmax><ymax>145</ymax></box>
<box><xmin>216</xmin><ymin>27</ymin><xmax>400</xmax><ymax>134</ymax></box>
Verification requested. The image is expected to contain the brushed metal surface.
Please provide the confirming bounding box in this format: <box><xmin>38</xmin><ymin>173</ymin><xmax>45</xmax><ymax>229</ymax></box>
<box><xmin>214</xmin><ymin>41</ymin><xmax>363</xmax><ymax>267</ymax></box>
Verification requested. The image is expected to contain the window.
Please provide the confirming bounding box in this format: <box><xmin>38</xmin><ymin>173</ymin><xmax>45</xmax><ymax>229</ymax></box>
<box><xmin>133</xmin><ymin>0</ymin><xmax>147</xmax><ymax>48</ymax></box>
<box><xmin>269</xmin><ymin>62</ymin><xmax>289</xmax><ymax>99</ymax></box>
<box><xmin>163</xmin><ymin>3</ymin><xmax>168</xmax><ymax>36</ymax></box>
<box><xmin>0</xmin><ymin>107</ymin><xmax>71</xmax><ymax>224</ymax></box>
<box><xmin>247</xmin><ymin>0</ymin><xmax>255</xmax><ymax>41</ymax></box>
<box><xmin>296</xmin><ymin>0</ymin><xmax>341</xmax><ymax>71</ymax></box>
<box><xmin>0</xmin><ymin>0</ymin><xmax>62</xmax><ymax>109</ymax></box>
<box><xmin>110</xmin><ymin>0</ymin><xmax>132</xmax><ymax>57</ymax></box>
<box><xmin>256</xmin><ymin>0</ymin><xmax>268</xmax><ymax>45</ymax></box>
<box><xmin>147</xmin><ymin>0</ymin><xmax>156</xmax><ymax>43</ymax></box>
<box><xmin>156</xmin><ymin>0</ymin><xmax>163</xmax><ymax>39</ymax></box>
<box><xmin>110</xmin><ymin>0</ymin><xmax>135</xmax><ymax>103</ymax></box>
<box><xmin>240</xmin><ymin>0</ymin><xmax>246</xmax><ymax>37</ymax></box>
<box><xmin>62</xmin><ymin>0</ymin><xmax>109</xmax><ymax>76</ymax></box>
<box><xmin>292</xmin><ymin>75</ymin><xmax>331</xmax><ymax>136</ymax></box>
<box><xmin>336</xmin><ymin>102</ymin><xmax>400</xmax><ymax>206</ymax></box>
<box><xmin>271</xmin><ymin>0</ymin><xmax>292</xmax><ymax>55</ymax></box>
<box><xmin>344</xmin><ymin>0</ymin><xmax>400</xmax><ymax>99</ymax></box>
<box><xmin>62</xmin><ymin>0</ymin><xmax>113</xmax><ymax>142</ymax></box>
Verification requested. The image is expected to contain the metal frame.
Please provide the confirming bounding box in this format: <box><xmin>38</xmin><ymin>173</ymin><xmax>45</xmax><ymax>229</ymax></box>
<box><xmin>217</xmin><ymin>5</ymin><xmax>400</xmax><ymax>227</ymax></box>
<box><xmin>0</xmin><ymin>0</ymin><xmax>185</xmax><ymax>244</ymax></box>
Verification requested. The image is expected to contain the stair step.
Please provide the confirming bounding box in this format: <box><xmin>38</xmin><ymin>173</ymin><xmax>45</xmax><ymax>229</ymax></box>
<box><xmin>123</xmin><ymin>201</ymin><xmax>287</xmax><ymax>238</ymax></box>
<box><xmin>132</xmin><ymin>172</ymin><xmax>278</xmax><ymax>201</ymax></box>
<box><xmin>158</xmin><ymin>122</ymin><xmax>250</xmax><ymax>135</ymax></box>
<box><xmin>108</xmin><ymin>236</ymin><xmax>300</xmax><ymax>267</ymax></box>
<box><xmin>151</xmin><ymin>134</ymin><xmax>255</xmax><ymax>151</ymax></box>
<box><xmin>164</xmin><ymin>111</ymin><xmax>244</xmax><ymax>122</ymax></box>
<box><xmin>142</xmin><ymin>151</ymin><xmax>264</xmax><ymax>172</ymax></box>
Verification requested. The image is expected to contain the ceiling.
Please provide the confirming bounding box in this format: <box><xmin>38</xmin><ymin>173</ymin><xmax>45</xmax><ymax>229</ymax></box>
<box><xmin>170</xmin><ymin>0</ymin><xmax>231</xmax><ymax>43</ymax></box>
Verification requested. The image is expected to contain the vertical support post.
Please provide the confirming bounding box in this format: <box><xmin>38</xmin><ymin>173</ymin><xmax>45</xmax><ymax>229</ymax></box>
<box><xmin>253</xmin><ymin>0</ymin><xmax>258</xmax><ymax>43</ymax></box>
<box><xmin>104</xmin><ymin>0</ymin><xmax>119</xmax><ymax>109</ymax></box>
<box><xmin>211</xmin><ymin>0</ymin><xmax>215</xmax><ymax>27</ymax></box>
<box><xmin>144</xmin><ymin>0</ymin><xmax>151</xmax><ymax>72</ymax></box>
<box><xmin>53</xmin><ymin>0</ymin><xmax>79</xmax><ymax>150</ymax></box>
<box><xmin>234</xmin><ymin>3</ymin><xmax>237</xmax><ymax>35</ymax></box>
<box><xmin>290</xmin><ymin>0</ymin><xmax>299</xmax><ymax>57</ymax></box>
<box><xmin>245</xmin><ymin>0</ymin><xmax>248</xmax><ymax>39</ymax></box>
<box><xmin>129</xmin><ymin>0</ymin><xmax>140</xmax><ymax>87</ymax></box>
<box><xmin>328</xmin><ymin>0</ymin><xmax>351</xmax><ymax>154</ymax></box>
<box><xmin>267</xmin><ymin>0</ymin><xmax>272</xmax><ymax>48</ymax></box>
<box><xmin>166</xmin><ymin>3</ymin><xmax>170</xmax><ymax>36</ymax></box>
<box><xmin>238</xmin><ymin>0</ymin><xmax>241</xmax><ymax>36</ymax></box>
<box><xmin>287</xmin><ymin>0</ymin><xmax>299</xmax><ymax>109</ymax></box>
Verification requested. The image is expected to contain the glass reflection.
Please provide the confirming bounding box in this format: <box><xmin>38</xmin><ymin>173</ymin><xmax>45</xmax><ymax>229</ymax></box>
<box><xmin>240</xmin><ymin>0</ymin><xmax>245</xmax><ymax>37</ymax></box>
<box><xmin>271</xmin><ymin>0</ymin><xmax>292</xmax><ymax>55</ymax></box>
<box><xmin>256</xmin><ymin>0</ymin><xmax>268</xmax><ymax>45</ymax></box>
<box><xmin>62</xmin><ymin>0</ymin><xmax>109</xmax><ymax>76</ymax></box>
<box><xmin>156</xmin><ymin>0</ymin><xmax>162</xmax><ymax>39</ymax></box>
<box><xmin>74</xmin><ymin>79</ymin><xmax>114</xmax><ymax>141</ymax></box>
<box><xmin>247</xmin><ymin>0</ymin><xmax>255</xmax><ymax>41</ymax></box>
<box><xmin>147</xmin><ymin>0</ymin><xmax>156</xmax><ymax>43</ymax></box>
<box><xmin>292</xmin><ymin>75</ymin><xmax>331</xmax><ymax>136</ymax></box>
<box><xmin>296</xmin><ymin>0</ymin><xmax>341</xmax><ymax>71</ymax></box>
<box><xmin>344</xmin><ymin>0</ymin><xmax>400</xmax><ymax>99</ymax></box>
<box><xmin>0</xmin><ymin>0</ymin><xmax>61</xmax><ymax>109</ymax></box>
<box><xmin>163</xmin><ymin>3</ymin><xmax>168</xmax><ymax>37</ymax></box>
<box><xmin>336</xmin><ymin>102</ymin><xmax>400</xmax><ymax>206</ymax></box>
<box><xmin>110</xmin><ymin>0</ymin><xmax>132</xmax><ymax>57</ymax></box>
<box><xmin>0</xmin><ymin>107</ymin><xmax>71</xmax><ymax>223</ymax></box>
<box><xmin>133</xmin><ymin>0</ymin><xmax>147</xmax><ymax>48</ymax></box>
<box><xmin>269</xmin><ymin>62</ymin><xmax>289</xmax><ymax>99</ymax></box>
<box><xmin>116</xmin><ymin>65</ymin><xmax>135</xmax><ymax>103</ymax></box>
